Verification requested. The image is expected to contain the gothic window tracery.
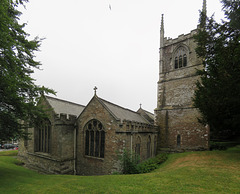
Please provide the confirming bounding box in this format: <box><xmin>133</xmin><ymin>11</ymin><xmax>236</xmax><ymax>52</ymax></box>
<box><xmin>85</xmin><ymin>119</ymin><xmax>105</xmax><ymax>158</ymax></box>
<box><xmin>174</xmin><ymin>47</ymin><xmax>188</xmax><ymax>69</ymax></box>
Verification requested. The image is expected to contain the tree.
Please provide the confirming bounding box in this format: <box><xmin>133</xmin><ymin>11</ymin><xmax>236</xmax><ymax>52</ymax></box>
<box><xmin>0</xmin><ymin>0</ymin><xmax>55</xmax><ymax>142</ymax></box>
<box><xmin>194</xmin><ymin>0</ymin><xmax>240</xmax><ymax>140</ymax></box>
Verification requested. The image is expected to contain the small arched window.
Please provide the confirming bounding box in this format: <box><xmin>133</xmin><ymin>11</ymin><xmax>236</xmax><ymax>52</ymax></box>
<box><xmin>147</xmin><ymin>136</ymin><xmax>151</xmax><ymax>158</ymax></box>
<box><xmin>85</xmin><ymin>119</ymin><xmax>105</xmax><ymax>158</ymax></box>
<box><xmin>135</xmin><ymin>136</ymin><xmax>141</xmax><ymax>159</ymax></box>
<box><xmin>174</xmin><ymin>47</ymin><xmax>187</xmax><ymax>69</ymax></box>
<box><xmin>177</xmin><ymin>135</ymin><xmax>181</xmax><ymax>148</ymax></box>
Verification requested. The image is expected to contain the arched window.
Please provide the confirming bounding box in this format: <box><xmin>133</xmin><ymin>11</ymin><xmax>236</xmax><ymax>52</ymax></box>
<box><xmin>147</xmin><ymin>136</ymin><xmax>151</xmax><ymax>158</ymax></box>
<box><xmin>36</xmin><ymin>119</ymin><xmax>51</xmax><ymax>153</ymax></box>
<box><xmin>177</xmin><ymin>134</ymin><xmax>181</xmax><ymax>148</ymax></box>
<box><xmin>174</xmin><ymin>47</ymin><xmax>187</xmax><ymax>69</ymax></box>
<box><xmin>85</xmin><ymin>119</ymin><xmax>105</xmax><ymax>158</ymax></box>
<box><xmin>135</xmin><ymin>136</ymin><xmax>141</xmax><ymax>159</ymax></box>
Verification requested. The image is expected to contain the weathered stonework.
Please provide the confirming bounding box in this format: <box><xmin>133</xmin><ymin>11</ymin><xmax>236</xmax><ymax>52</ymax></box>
<box><xmin>18</xmin><ymin>1</ymin><xmax>209</xmax><ymax>175</ymax></box>
<box><xmin>18</xmin><ymin>95</ymin><xmax>157</xmax><ymax>175</ymax></box>
<box><xmin>76</xmin><ymin>96</ymin><xmax>157</xmax><ymax>175</ymax></box>
<box><xmin>18</xmin><ymin>96</ymin><xmax>82</xmax><ymax>174</ymax></box>
<box><xmin>155</xmin><ymin>15</ymin><xmax>209</xmax><ymax>152</ymax></box>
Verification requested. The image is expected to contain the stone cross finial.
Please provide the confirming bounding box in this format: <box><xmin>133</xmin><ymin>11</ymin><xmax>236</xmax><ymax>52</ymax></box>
<box><xmin>94</xmin><ymin>86</ymin><xmax>98</xmax><ymax>95</ymax></box>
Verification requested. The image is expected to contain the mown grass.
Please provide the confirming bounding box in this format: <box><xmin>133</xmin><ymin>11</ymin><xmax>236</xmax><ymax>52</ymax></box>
<box><xmin>0</xmin><ymin>147</ymin><xmax>240</xmax><ymax>193</ymax></box>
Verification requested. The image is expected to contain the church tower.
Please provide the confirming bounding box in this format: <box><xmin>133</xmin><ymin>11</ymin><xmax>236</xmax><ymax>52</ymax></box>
<box><xmin>155</xmin><ymin>0</ymin><xmax>209</xmax><ymax>152</ymax></box>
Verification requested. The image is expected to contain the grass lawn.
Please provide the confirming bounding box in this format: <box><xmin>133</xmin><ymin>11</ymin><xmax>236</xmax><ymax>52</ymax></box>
<box><xmin>0</xmin><ymin>147</ymin><xmax>240</xmax><ymax>193</ymax></box>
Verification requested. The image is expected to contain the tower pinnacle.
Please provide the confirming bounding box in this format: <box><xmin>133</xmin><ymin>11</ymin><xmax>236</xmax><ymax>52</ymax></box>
<box><xmin>161</xmin><ymin>14</ymin><xmax>164</xmax><ymax>33</ymax></box>
<box><xmin>202</xmin><ymin>0</ymin><xmax>207</xmax><ymax>16</ymax></box>
<box><xmin>160</xmin><ymin>14</ymin><xmax>164</xmax><ymax>48</ymax></box>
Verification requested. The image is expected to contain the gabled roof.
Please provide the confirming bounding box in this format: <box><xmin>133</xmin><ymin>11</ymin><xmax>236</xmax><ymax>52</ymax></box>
<box><xmin>137</xmin><ymin>108</ymin><xmax>154</xmax><ymax>124</ymax></box>
<box><xmin>45</xmin><ymin>96</ymin><xmax>85</xmax><ymax>117</ymax></box>
<box><xmin>98</xmin><ymin>97</ymin><xmax>151</xmax><ymax>124</ymax></box>
<box><xmin>140</xmin><ymin>108</ymin><xmax>154</xmax><ymax>120</ymax></box>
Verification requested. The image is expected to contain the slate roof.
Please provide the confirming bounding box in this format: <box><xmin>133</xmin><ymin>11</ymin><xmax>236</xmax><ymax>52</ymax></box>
<box><xmin>142</xmin><ymin>109</ymin><xmax>154</xmax><ymax>120</ymax></box>
<box><xmin>44</xmin><ymin>95</ymin><xmax>153</xmax><ymax>125</ymax></box>
<box><xmin>98</xmin><ymin>97</ymin><xmax>151</xmax><ymax>124</ymax></box>
<box><xmin>45</xmin><ymin>96</ymin><xmax>85</xmax><ymax>117</ymax></box>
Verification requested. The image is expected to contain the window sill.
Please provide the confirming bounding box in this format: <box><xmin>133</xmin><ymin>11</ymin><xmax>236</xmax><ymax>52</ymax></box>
<box><xmin>84</xmin><ymin>155</ymin><xmax>104</xmax><ymax>161</ymax></box>
<box><xmin>28</xmin><ymin>152</ymin><xmax>52</xmax><ymax>159</ymax></box>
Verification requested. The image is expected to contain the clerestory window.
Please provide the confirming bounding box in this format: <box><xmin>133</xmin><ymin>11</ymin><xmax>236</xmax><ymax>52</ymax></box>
<box><xmin>174</xmin><ymin>47</ymin><xmax>187</xmax><ymax>69</ymax></box>
<box><xmin>85</xmin><ymin>119</ymin><xmax>105</xmax><ymax>158</ymax></box>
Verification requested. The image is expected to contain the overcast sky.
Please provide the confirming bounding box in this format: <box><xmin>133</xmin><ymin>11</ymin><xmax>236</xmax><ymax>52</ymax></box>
<box><xmin>19</xmin><ymin>0</ymin><xmax>224</xmax><ymax>113</ymax></box>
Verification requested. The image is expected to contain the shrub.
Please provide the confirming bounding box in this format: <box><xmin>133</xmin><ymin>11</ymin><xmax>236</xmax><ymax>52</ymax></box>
<box><xmin>119</xmin><ymin>149</ymin><xmax>139</xmax><ymax>174</ymax></box>
<box><xmin>119</xmin><ymin>150</ymin><xmax>168</xmax><ymax>174</ymax></box>
<box><xmin>137</xmin><ymin>153</ymin><xmax>168</xmax><ymax>174</ymax></box>
<box><xmin>210</xmin><ymin>142</ymin><xmax>227</xmax><ymax>150</ymax></box>
<box><xmin>210</xmin><ymin>141</ymin><xmax>240</xmax><ymax>151</ymax></box>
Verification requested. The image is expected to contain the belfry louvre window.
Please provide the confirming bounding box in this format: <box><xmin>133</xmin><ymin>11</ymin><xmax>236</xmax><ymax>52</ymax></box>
<box><xmin>85</xmin><ymin>119</ymin><xmax>105</xmax><ymax>158</ymax></box>
<box><xmin>36</xmin><ymin>120</ymin><xmax>51</xmax><ymax>153</ymax></box>
<box><xmin>174</xmin><ymin>47</ymin><xmax>187</xmax><ymax>69</ymax></box>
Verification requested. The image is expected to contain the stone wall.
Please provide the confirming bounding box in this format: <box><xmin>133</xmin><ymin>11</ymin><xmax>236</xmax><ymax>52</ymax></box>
<box><xmin>76</xmin><ymin>96</ymin><xmax>158</xmax><ymax>175</ymax></box>
<box><xmin>76</xmin><ymin>97</ymin><xmax>122</xmax><ymax>175</ymax></box>
<box><xmin>156</xmin><ymin>29</ymin><xmax>209</xmax><ymax>152</ymax></box>
<box><xmin>155</xmin><ymin>108</ymin><xmax>209</xmax><ymax>151</ymax></box>
<box><xmin>18</xmin><ymin>98</ymin><xmax>76</xmax><ymax>174</ymax></box>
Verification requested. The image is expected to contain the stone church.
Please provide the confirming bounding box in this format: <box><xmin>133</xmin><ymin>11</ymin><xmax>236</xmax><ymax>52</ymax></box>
<box><xmin>18</xmin><ymin>0</ymin><xmax>209</xmax><ymax>175</ymax></box>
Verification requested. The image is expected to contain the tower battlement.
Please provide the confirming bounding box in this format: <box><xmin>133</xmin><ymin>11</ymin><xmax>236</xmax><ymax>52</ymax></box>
<box><xmin>163</xmin><ymin>29</ymin><xmax>198</xmax><ymax>47</ymax></box>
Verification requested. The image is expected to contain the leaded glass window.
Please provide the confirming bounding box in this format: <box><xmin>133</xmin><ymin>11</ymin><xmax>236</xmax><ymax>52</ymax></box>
<box><xmin>36</xmin><ymin>120</ymin><xmax>51</xmax><ymax>153</ymax></box>
<box><xmin>85</xmin><ymin>119</ymin><xmax>105</xmax><ymax>158</ymax></box>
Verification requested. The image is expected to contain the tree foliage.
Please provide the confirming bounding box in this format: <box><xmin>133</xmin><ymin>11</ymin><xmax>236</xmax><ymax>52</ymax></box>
<box><xmin>194</xmin><ymin>0</ymin><xmax>240</xmax><ymax>140</ymax></box>
<box><xmin>0</xmin><ymin>0</ymin><xmax>55</xmax><ymax>141</ymax></box>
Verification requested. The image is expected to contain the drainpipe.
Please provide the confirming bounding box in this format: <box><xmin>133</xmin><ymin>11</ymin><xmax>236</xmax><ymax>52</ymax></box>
<box><xmin>73</xmin><ymin>125</ymin><xmax>77</xmax><ymax>175</ymax></box>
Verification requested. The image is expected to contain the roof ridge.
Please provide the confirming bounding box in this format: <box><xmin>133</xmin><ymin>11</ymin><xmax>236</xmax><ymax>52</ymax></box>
<box><xmin>98</xmin><ymin>97</ymin><xmax>140</xmax><ymax>115</ymax></box>
<box><xmin>140</xmin><ymin>108</ymin><xmax>154</xmax><ymax>116</ymax></box>
<box><xmin>45</xmin><ymin>95</ymin><xmax>85</xmax><ymax>108</ymax></box>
